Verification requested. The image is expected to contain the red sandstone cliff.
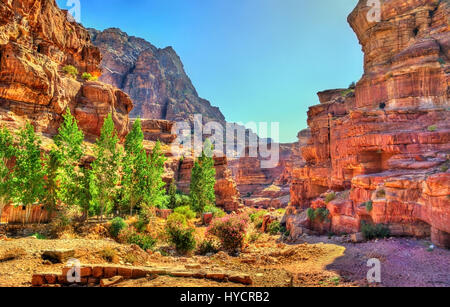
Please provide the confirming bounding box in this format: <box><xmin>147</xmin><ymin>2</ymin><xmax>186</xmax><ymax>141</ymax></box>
<box><xmin>286</xmin><ymin>0</ymin><xmax>450</xmax><ymax>248</ymax></box>
<box><xmin>0</xmin><ymin>0</ymin><xmax>132</xmax><ymax>138</ymax></box>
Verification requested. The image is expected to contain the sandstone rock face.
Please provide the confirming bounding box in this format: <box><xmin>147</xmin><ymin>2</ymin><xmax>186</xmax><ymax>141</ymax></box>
<box><xmin>287</xmin><ymin>0</ymin><xmax>450</xmax><ymax>248</ymax></box>
<box><xmin>89</xmin><ymin>28</ymin><xmax>226</xmax><ymax>125</ymax></box>
<box><xmin>0</xmin><ymin>0</ymin><xmax>132</xmax><ymax>138</ymax></box>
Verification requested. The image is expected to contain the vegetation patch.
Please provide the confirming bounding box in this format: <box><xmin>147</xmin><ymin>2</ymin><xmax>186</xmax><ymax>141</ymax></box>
<box><xmin>361</xmin><ymin>222</ymin><xmax>390</xmax><ymax>240</ymax></box>
<box><xmin>62</xmin><ymin>65</ymin><xmax>78</xmax><ymax>79</ymax></box>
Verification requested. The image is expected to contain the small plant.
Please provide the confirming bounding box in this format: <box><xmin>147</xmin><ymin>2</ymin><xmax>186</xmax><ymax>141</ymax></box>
<box><xmin>124</xmin><ymin>253</ymin><xmax>137</xmax><ymax>265</ymax></box>
<box><xmin>316</xmin><ymin>208</ymin><xmax>330</xmax><ymax>222</ymax></box>
<box><xmin>110</xmin><ymin>217</ymin><xmax>127</xmax><ymax>238</ymax></box>
<box><xmin>204</xmin><ymin>205</ymin><xmax>226</xmax><ymax>218</ymax></box>
<box><xmin>361</xmin><ymin>222</ymin><xmax>390</xmax><ymax>240</ymax></box>
<box><xmin>267</xmin><ymin>220</ymin><xmax>281</xmax><ymax>235</ymax></box>
<box><xmin>81</xmin><ymin>72</ymin><xmax>98</xmax><ymax>81</ymax></box>
<box><xmin>174</xmin><ymin>205</ymin><xmax>196</xmax><ymax>220</ymax></box>
<box><xmin>349</xmin><ymin>82</ymin><xmax>356</xmax><ymax>89</ymax></box>
<box><xmin>428</xmin><ymin>125</ymin><xmax>437</xmax><ymax>132</ymax></box>
<box><xmin>166</xmin><ymin>213</ymin><xmax>196</xmax><ymax>254</ymax></box>
<box><xmin>249</xmin><ymin>210</ymin><xmax>267</xmax><ymax>229</ymax></box>
<box><xmin>438</xmin><ymin>57</ymin><xmax>445</xmax><ymax>65</ymax></box>
<box><xmin>197</xmin><ymin>239</ymin><xmax>220</xmax><ymax>255</ymax></box>
<box><xmin>207</xmin><ymin>214</ymin><xmax>249</xmax><ymax>253</ymax></box>
<box><xmin>30</xmin><ymin>233</ymin><xmax>47</xmax><ymax>240</ymax></box>
<box><xmin>62</xmin><ymin>65</ymin><xmax>78</xmax><ymax>78</ymax></box>
<box><xmin>324</xmin><ymin>192</ymin><xmax>336</xmax><ymax>204</ymax></box>
<box><xmin>127</xmin><ymin>232</ymin><xmax>157</xmax><ymax>251</ymax></box>
<box><xmin>364</xmin><ymin>200</ymin><xmax>373</xmax><ymax>212</ymax></box>
<box><xmin>307</xmin><ymin>208</ymin><xmax>315</xmax><ymax>221</ymax></box>
<box><xmin>101</xmin><ymin>248</ymin><xmax>117</xmax><ymax>263</ymax></box>
<box><xmin>441</xmin><ymin>165</ymin><xmax>449</xmax><ymax>172</ymax></box>
<box><xmin>330</xmin><ymin>276</ymin><xmax>340</xmax><ymax>286</ymax></box>
<box><xmin>248</xmin><ymin>231</ymin><xmax>262</xmax><ymax>243</ymax></box>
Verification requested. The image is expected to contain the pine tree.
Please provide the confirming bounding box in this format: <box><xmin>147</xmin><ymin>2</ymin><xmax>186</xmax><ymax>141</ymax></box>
<box><xmin>143</xmin><ymin>140</ymin><xmax>167</xmax><ymax>209</ymax></box>
<box><xmin>90</xmin><ymin>114</ymin><xmax>122</xmax><ymax>221</ymax></box>
<box><xmin>190</xmin><ymin>139</ymin><xmax>216</xmax><ymax>214</ymax></box>
<box><xmin>122</xmin><ymin>118</ymin><xmax>148</xmax><ymax>215</ymax></box>
<box><xmin>11</xmin><ymin>123</ymin><xmax>46</xmax><ymax>223</ymax></box>
<box><xmin>53</xmin><ymin>109</ymin><xmax>85</xmax><ymax>211</ymax></box>
<box><xmin>0</xmin><ymin>127</ymin><xmax>14</xmax><ymax>221</ymax></box>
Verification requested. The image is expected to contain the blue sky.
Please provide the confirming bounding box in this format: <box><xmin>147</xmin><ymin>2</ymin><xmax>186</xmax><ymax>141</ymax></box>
<box><xmin>57</xmin><ymin>0</ymin><xmax>363</xmax><ymax>143</ymax></box>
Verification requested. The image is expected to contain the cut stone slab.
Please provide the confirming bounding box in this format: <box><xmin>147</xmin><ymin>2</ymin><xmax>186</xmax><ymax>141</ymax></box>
<box><xmin>42</xmin><ymin>249</ymin><xmax>75</xmax><ymax>264</ymax></box>
<box><xmin>100</xmin><ymin>276</ymin><xmax>124</xmax><ymax>287</ymax></box>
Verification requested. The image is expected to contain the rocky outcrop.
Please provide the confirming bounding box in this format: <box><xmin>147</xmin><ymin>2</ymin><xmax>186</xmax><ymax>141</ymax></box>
<box><xmin>287</xmin><ymin>0</ymin><xmax>450</xmax><ymax>248</ymax></box>
<box><xmin>0</xmin><ymin>0</ymin><xmax>132</xmax><ymax>138</ymax></box>
<box><xmin>89</xmin><ymin>28</ymin><xmax>226</xmax><ymax>125</ymax></box>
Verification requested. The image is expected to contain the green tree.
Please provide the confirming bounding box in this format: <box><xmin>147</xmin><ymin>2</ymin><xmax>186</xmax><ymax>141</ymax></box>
<box><xmin>42</xmin><ymin>151</ymin><xmax>60</xmax><ymax>217</ymax></box>
<box><xmin>0</xmin><ymin>127</ymin><xmax>14</xmax><ymax>220</ymax></box>
<box><xmin>11</xmin><ymin>123</ymin><xmax>46</xmax><ymax>223</ymax></box>
<box><xmin>122</xmin><ymin>118</ymin><xmax>148</xmax><ymax>215</ymax></box>
<box><xmin>143</xmin><ymin>141</ymin><xmax>167</xmax><ymax>209</ymax></box>
<box><xmin>89</xmin><ymin>114</ymin><xmax>122</xmax><ymax>221</ymax></box>
<box><xmin>167</xmin><ymin>179</ymin><xmax>178</xmax><ymax>210</ymax></box>
<box><xmin>190</xmin><ymin>139</ymin><xmax>216</xmax><ymax>214</ymax></box>
<box><xmin>53</xmin><ymin>109</ymin><xmax>86</xmax><ymax>212</ymax></box>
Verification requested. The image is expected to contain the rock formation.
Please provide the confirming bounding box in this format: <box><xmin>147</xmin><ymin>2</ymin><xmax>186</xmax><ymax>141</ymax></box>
<box><xmin>0</xmin><ymin>0</ymin><xmax>132</xmax><ymax>139</ymax></box>
<box><xmin>286</xmin><ymin>0</ymin><xmax>450</xmax><ymax>248</ymax></box>
<box><xmin>89</xmin><ymin>28</ymin><xmax>225</xmax><ymax>125</ymax></box>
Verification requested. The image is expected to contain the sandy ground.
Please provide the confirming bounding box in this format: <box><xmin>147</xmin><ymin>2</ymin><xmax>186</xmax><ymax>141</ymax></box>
<box><xmin>0</xmin><ymin>234</ymin><xmax>448</xmax><ymax>287</ymax></box>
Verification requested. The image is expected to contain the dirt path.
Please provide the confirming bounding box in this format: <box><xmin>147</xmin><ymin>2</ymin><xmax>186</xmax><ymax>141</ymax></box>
<box><xmin>0</xmin><ymin>236</ymin><xmax>448</xmax><ymax>287</ymax></box>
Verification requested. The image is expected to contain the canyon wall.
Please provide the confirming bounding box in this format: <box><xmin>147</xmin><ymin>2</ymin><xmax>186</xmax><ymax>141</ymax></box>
<box><xmin>89</xmin><ymin>28</ymin><xmax>225</xmax><ymax>125</ymax></box>
<box><xmin>286</xmin><ymin>0</ymin><xmax>450</xmax><ymax>248</ymax></box>
<box><xmin>0</xmin><ymin>0</ymin><xmax>132</xmax><ymax>139</ymax></box>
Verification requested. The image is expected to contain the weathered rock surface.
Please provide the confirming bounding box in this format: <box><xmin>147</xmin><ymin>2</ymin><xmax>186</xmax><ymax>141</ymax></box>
<box><xmin>287</xmin><ymin>0</ymin><xmax>450</xmax><ymax>248</ymax></box>
<box><xmin>89</xmin><ymin>28</ymin><xmax>225</xmax><ymax>125</ymax></box>
<box><xmin>0</xmin><ymin>0</ymin><xmax>132</xmax><ymax>138</ymax></box>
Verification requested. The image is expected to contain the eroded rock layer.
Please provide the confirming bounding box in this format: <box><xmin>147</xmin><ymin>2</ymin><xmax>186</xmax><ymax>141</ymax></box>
<box><xmin>0</xmin><ymin>0</ymin><xmax>132</xmax><ymax>138</ymax></box>
<box><xmin>287</xmin><ymin>0</ymin><xmax>450</xmax><ymax>248</ymax></box>
<box><xmin>89</xmin><ymin>28</ymin><xmax>226</xmax><ymax>125</ymax></box>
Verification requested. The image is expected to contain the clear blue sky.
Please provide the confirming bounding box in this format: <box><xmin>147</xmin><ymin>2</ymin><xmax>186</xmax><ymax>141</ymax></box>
<box><xmin>57</xmin><ymin>0</ymin><xmax>363</xmax><ymax>143</ymax></box>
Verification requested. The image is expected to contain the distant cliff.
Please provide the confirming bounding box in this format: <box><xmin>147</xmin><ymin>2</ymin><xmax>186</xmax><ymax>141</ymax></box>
<box><xmin>88</xmin><ymin>28</ymin><xmax>226</xmax><ymax>124</ymax></box>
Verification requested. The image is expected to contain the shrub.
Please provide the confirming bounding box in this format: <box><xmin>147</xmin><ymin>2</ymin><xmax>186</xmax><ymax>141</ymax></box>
<box><xmin>127</xmin><ymin>232</ymin><xmax>157</xmax><ymax>251</ymax></box>
<box><xmin>307</xmin><ymin>208</ymin><xmax>330</xmax><ymax>222</ymax></box>
<box><xmin>324</xmin><ymin>192</ymin><xmax>336</xmax><ymax>204</ymax></box>
<box><xmin>63</xmin><ymin>65</ymin><xmax>78</xmax><ymax>78</ymax></box>
<box><xmin>101</xmin><ymin>248</ymin><xmax>117</xmax><ymax>263</ymax></box>
<box><xmin>361</xmin><ymin>222</ymin><xmax>390</xmax><ymax>240</ymax></box>
<box><xmin>428</xmin><ymin>125</ymin><xmax>437</xmax><ymax>132</ymax></box>
<box><xmin>124</xmin><ymin>253</ymin><xmax>137</xmax><ymax>265</ymax></box>
<box><xmin>204</xmin><ymin>205</ymin><xmax>226</xmax><ymax>218</ymax></box>
<box><xmin>81</xmin><ymin>72</ymin><xmax>98</xmax><ymax>81</ymax></box>
<box><xmin>207</xmin><ymin>214</ymin><xmax>249</xmax><ymax>253</ymax></box>
<box><xmin>364</xmin><ymin>200</ymin><xmax>373</xmax><ymax>212</ymax></box>
<box><xmin>166</xmin><ymin>213</ymin><xmax>196</xmax><ymax>254</ymax></box>
<box><xmin>249</xmin><ymin>210</ymin><xmax>267</xmax><ymax>229</ymax></box>
<box><xmin>174</xmin><ymin>205</ymin><xmax>196</xmax><ymax>220</ymax></box>
<box><xmin>110</xmin><ymin>217</ymin><xmax>127</xmax><ymax>238</ymax></box>
<box><xmin>438</xmin><ymin>58</ymin><xmax>445</xmax><ymax>65</ymax></box>
<box><xmin>176</xmin><ymin>194</ymin><xmax>191</xmax><ymax>208</ymax></box>
<box><xmin>267</xmin><ymin>220</ymin><xmax>281</xmax><ymax>235</ymax></box>
<box><xmin>441</xmin><ymin>165</ymin><xmax>449</xmax><ymax>172</ymax></box>
<box><xmin>30</xmin><ymin>233</ymin><xmax>47</xmax><ymax>240</ymax></box>
<box><xmin>197</xmin><ymin>239</ymin><xmax>220</xmax><ymax>255</ymax></box>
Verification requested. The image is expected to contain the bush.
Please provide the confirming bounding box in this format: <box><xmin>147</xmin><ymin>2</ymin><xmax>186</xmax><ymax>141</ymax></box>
<box><xmin>197</xmin><ymin>239</ymin><xmax>220</xmax><ymax>255</ymax></box>
<box><xmin>81</xmin><ymin>72</ymin><xmax>98</xmax><ymax>81</ymax></box>
<box><xmin>249</xmin><ymin>210</ymin><xmax>267</xmax><ymax>229</ymax></box>
<box><xmin>63</xmin><ymin>65</ymin><xmax>78</xmax><ymax>78</ymax></box>
<box><xmin>207</xmin><ymin>214</ymin><xmax>249</xmax><ymax>253</ymax></box>
<box><xmin>307</xmin><ymin>208</ymin><xmax>315</xmax><ymax>220</ymax></box>
<box><xmin>30</xmin><ymin>233</ymin><xmax>47</xmax><ymax>240</ymax></box>
<box><xmin>174</xmin><ymin>205</ymin><xmax>196</xmax><ymax>220</ymax></box>
<box><xmin>364</xmin><ymin>200</ymin><xmax>373</xmax><ymax>212</ymax></box>
<box><xmin>127</xmin><ymin>232</ymin><xmax>157</xmax><ymax>251</ymax></box>
<box><xmin>428</xmin><ymin>125</ymin><xmax>437</xmax><ymax>132</ymax></box>
<box><xmin>101</xmin><ymin>248</ymin><xmax>117</xmax><ymax>263</ymax></box>
<box><xmin>166</xmin><ymin>213</ymin><xmax>196</xmax><ymax>254</ymax></box>
<box><xmin>361</xmin><ymin>222</ymin><xmax>390</xmax><ymax>240</ymax></box>
<box><xmin>324</xmin><ymin>192</ymin><xmax>336</xmax><ymax>204</ymax></box>
<box><xmin>307</xmin><ymin>208</ymin><xmax>330</xmax><ymax>222</ymax></box>
<box><xmin>204</xmin><ymin>205</ymin><xmax>226</xmax><ymax>218</ymax></box>
<box><xmin>110</xmin><ymin>217</ymin><xmax>127</xmax><ymax>238</ymax></box>
<box><xmin>441</xmin><ymin>165</ymin><xmax>449</xmax><ymax>172</ymax></box>
<box><xmin>267</xmin><ymin>221</ymin><xmax>281</xmax><ymax>235</ymax></box>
